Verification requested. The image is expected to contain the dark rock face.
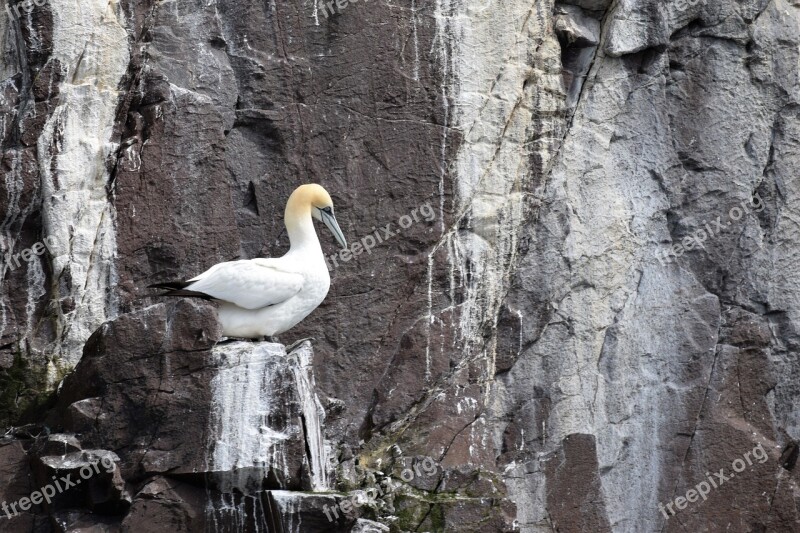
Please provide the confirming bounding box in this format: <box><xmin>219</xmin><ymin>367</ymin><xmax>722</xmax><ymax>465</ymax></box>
<box><xmin>0</xmin><ymin>302</ymin><xmax>357</xmax><ymax>530</ymax></box>
<box><xmin>2</xmin><ymin>0</ymin><xmax>800</xmax><ymax>531</ymax></box>
<box><xmin>35</xmin><ymin>449</ymin><xmax>128</xmax><ymax>515</ymax></box>
<box><xmin>52</xmin><ymin>301</ymin><xmax>221</xmax><ymax>481</ymax></box>
<box><xmin>120</xmin><ymin>477</ymin><xmax>208</xmax><ymax>533</ymax></box>
<box><xmin>0</xmin><ymin>440</ymin><xmax>35</xmax><ymax>532</ymax></box>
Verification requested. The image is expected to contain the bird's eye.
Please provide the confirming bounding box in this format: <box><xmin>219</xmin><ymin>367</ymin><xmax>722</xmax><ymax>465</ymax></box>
<box><xmin>320</xmin><ymin>206</ymin><xmax>333</xmax><ymax>215</ymax></box>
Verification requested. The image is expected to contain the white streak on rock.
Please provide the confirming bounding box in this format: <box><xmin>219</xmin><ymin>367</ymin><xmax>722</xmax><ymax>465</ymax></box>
<box><xmin>290</xmin><ymin>344</ymin><xmax>330</xmax><ymax>491</ymax></box>
<box><xmin>432</xmin><ymin>0</ymin><xmax>561</xmax><ymax>377</ymax></box>
<box><xmin>25</xmin><ymin>255</ymin><xmax>46</xmax><ymax>340</ymax></box>
<box><xmin>207</xmin><ymin>342</ymin><xmax>291</xmax><ymax>492</ymax></box>
<box><xmin>37</xmin><ymin>0</ymin><xmax>129</xmax><ymax>369</ymax></box>
<box><xmin>205</xmin><ymin>342</ymin><xmax>331</xmax><ymax>527</ymax></box>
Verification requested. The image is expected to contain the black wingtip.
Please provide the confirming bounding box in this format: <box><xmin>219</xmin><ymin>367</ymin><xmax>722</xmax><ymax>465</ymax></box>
<box><xmin>148</xmin><ymin>280</ymin><xmax>213</xmax><ymax>300</ymax></box>
<box><xmin>154</xmin><ymin>289</ymin><xmax>215</xmax><ymax>301</ymax></box>
<box><xmin>148</xmin><ymin>280</ymin><xmax>192</xmax><ymax>291</ymax></box>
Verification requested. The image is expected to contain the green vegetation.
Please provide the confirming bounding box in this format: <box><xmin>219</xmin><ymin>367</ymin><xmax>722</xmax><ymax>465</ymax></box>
<box><xmin>0</xmin><ymin>350</ymin><xmax>53</xmax><ymax>428</ymax></box>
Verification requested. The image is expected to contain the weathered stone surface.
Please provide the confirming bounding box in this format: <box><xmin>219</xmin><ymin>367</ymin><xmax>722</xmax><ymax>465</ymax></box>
<box><xmin>120</xmin><ymin>477</ymin><xmax>206</xmax><ymax>533</ymax></box>
<box><xmin>50</xmin><ymin>301</ymin><xmax>221</xmax><ymax>480</ymax></box>
<box><xmin>351</xmin><ymin>518</ymin><xmax>390</xmax><ymax>533</ymax></box>
<box><xmin>0</xmin><ymin>440</ymin><xmax>35</xmax><ymax>530</ymax></box>
<box><xmin>50</xmin><ymin>511</ymin><xmax>122</xmax><ymax>533</ymax></box>
<box><xmin>267</xmin><ymin>490</ymin><xmax>360</xmax><ymax>533</ymax></box>
<box><xmin>497</xmin><ymin>1</ymin><xmax>800</xmax><ymax>531</ymax></box>
<box><xmin>0</xmin><ymin>303</ymin><xmax>336</xmax><ymax>529</ymax></box>
<box><xmin>205</xmin><ymin>340</ymin><xmax>330</xmax><ymax>493</ymax></box>
<box><xmin>35</xmin><ymin>450</ymin><xmax>128</xmax><ymax>513</ymax></box>
<box><xmin>41</xmin><ymin>434</ymin><xmax>82</xmax><ymax>456</ymax></box>
<box><xmin>544</xmin><ymin>434</ymin><xmax>611</xmax><ymax>532</ymax></box>
<box><xmin>2</xmin><ymin>0</ymin><xmax>800</xmax><ymax>531</ymax></box>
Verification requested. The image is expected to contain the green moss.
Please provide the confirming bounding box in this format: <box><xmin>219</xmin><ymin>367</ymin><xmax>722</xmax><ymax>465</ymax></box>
<box><xmin>391</xmin><ymin>492</ymin><xmax>464</xmax><ymax>532</ymax></box>
<box><xmin>0</xmin><ymin>351</ymin><xmax>52</xmax><ymax>428</ymax></box>
<box><xmin>51</xmin><ymin>359</ymin><xmax>73</xmax><ymax>384</ymax></box>
<box><xmin>351</xmin><ymin>447</ymin><xmax>498</xmax><ymax>531</ymax></box>
<box><xmin>335</xmin><ymin>465</ymin><xmax>360</xmax><ymax>492</ymax></box>
<box><xmin>393</xmin><ymin>495</ymin><xmax>430</xmax><ymax>531</ymax></box>
<box><xmin>428</xmin><ymin>502</ymin><xmax>446</xmax><ymax>531</ymax></box>
<box><xmin>356</xmin><ymin>446</ymin><xmax>393</xmax><ymax>471</ymax></box>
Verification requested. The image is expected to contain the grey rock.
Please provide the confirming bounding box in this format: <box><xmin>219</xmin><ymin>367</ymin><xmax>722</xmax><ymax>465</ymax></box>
<box><xmin>560</xmin><ymin>0</ymin><xmax>613</xmax><ymax>12</ymax></box>
<box><xmin>350</xmin><ymin>519</ymin><xmax>390</xmax><ymax>533</ymax></box>
<box><xmin>41</xmin><ymin>434</ymin><xmax>82</xmax><ymax>456</ymax></box>
<box><xmin>555</xmin><ymin>4</ymin><xmax>602</xmax><ymax>107</ymax></box>
<box><xmin>265</xmin><ymin>490</ymin><xmax>359</xmax><ymax>533</ymax></box>
<box><xmin>120</xmin><ymin>477</ymin><xmax>206</xmax><ymax>533</ymax></box>
<box><xmin>51</xmin><ymin>512</ymin><xmax>122</xmax><ymax>533</ymax></box>
<box><xmin>35</xmin><ymin>450</ymin><xmax>129</xmax><ymax>513</ymax></box>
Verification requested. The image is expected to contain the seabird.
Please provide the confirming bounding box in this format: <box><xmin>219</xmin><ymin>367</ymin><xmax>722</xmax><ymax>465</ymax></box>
<box><xmin>150</xmin><ymin>184</ymin><xmax>347</xmax><ymax>338</ymax></box>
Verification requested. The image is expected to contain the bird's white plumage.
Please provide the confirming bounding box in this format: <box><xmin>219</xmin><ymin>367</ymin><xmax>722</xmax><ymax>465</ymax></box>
<box><xmin>161</xmin><ymin>184</ymin><xmax>345</xmax><ymax>338</ymax></box>
<box><xmin>215</xmin><ymin>255</ymin><xmax>331</xmax><ymax>337</ymax></box>
<box><xmin>187</xmin><ymin>259</ymin><xmax>304</xmax><ymax>310</ymax></box>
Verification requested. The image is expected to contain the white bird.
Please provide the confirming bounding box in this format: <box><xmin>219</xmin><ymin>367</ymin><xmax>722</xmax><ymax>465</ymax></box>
<box><xmin>150</xmin><ymin>184</ymin><xmax>347</xmax><ymax>338</ymax></box>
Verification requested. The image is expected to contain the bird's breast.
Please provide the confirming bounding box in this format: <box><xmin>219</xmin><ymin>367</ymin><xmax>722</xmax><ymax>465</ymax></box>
<box><xmin>301</xmin><ymin>264</ymin><xmax>330</xmax><ymax>302</ymax></box>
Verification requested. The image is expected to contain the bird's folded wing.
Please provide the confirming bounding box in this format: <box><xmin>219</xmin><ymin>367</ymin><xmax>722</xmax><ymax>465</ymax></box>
<box><xmin>186</xmin><ymin>260</ymin><xmax>304</xmax><ymax>309</ymax></box>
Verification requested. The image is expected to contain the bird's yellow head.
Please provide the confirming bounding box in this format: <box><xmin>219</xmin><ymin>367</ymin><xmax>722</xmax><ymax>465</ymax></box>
<box><xmin>285</xmin><ymin>184</ymin><xmax>347</xmax><ymax>248</ymax></box>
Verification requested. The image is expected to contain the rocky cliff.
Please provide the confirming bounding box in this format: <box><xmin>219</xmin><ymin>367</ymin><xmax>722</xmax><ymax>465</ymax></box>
<box><xmin>1</xmin><ymin>0</ymin><xmax>799</xmax><ymax>531</ymax></box>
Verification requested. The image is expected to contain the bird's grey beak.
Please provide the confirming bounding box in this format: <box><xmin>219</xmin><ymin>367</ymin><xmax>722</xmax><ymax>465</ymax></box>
<box><xmin>321</xmin><ymin>209</ymin><xmax>347</xmax><ymax>249</ymax></box>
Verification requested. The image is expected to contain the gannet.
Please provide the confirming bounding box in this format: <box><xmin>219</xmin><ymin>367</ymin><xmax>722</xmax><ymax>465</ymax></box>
<box><xmin>150</xmin><ymin>184</ymin><xmax>347</xmax><ymax>338</ymax></box>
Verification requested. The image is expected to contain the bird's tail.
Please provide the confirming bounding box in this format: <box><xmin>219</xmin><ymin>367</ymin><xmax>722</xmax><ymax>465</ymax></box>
<box><xmin>148</xmin><ymin>281</ymin><xmax>213</xmax><ymax>300</ymax></box>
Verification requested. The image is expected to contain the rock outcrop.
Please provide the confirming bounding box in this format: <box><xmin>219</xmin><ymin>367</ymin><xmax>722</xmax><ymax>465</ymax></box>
<box><xmin>1</xmin><ymin>302</ymin><xmax>362</xmax><ymax>531</ymax></box>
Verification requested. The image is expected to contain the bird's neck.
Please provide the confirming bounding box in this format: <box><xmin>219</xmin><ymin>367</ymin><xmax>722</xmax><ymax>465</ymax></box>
<box><xmin>285</xmin><ymin>209</ymin><xmax>323</xmax><ymax>255</ymax></box>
